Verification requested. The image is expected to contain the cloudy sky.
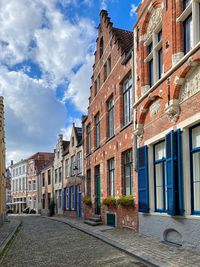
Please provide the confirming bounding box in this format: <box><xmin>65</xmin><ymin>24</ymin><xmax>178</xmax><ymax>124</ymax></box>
<box><xmin>0</xmin><ymin>0</ymin><xmax>139</xmax><ymax>165</ymax></box>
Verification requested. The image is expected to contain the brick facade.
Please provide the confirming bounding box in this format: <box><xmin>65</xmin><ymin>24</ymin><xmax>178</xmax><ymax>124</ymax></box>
<box><xmin>83</xmin><ymin>11</ymin><xmax>138</xmax><ymax>230</ymax></box>
<box><xmin>134</xmin><ymin>0</ymin><xmax>200</xmax><ymax>248</ymax></box>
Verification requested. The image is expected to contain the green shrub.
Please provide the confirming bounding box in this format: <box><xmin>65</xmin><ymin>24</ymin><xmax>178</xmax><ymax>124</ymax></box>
<box><xmin>48</xmin><ymin>199</ymin><xmax>55</xmax><ymax>216</ymax></box>
<box><xmin>83</xmin><ymin>196</ymin><xmax>92</xmax><ymax>206</ymax></box>
<box><xmin>117</xmin><ymin>195</ymin><xmax>134</xmax><ymax>207</ymax></box>
<box><xmin>103</xmin><ymin>196</ymin><xmax>117</xmax><ymax>207</ymax></box>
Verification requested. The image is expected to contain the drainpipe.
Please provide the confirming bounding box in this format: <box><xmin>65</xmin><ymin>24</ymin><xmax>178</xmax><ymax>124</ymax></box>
<box><xmin>132</xmin><ymin>36</ymin><xmax>138</xmax><ymax>172</ymax></box>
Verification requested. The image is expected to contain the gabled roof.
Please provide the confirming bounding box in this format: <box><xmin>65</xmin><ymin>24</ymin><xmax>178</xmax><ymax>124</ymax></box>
<box><xmin>74</xmin><ymin>127</ymin><xmax>83</xmax><ymax>146</ymax></box>
<box><xmin>112</xmin><ymin>27</ymin><xmax>133</xmax><ymax>56</ymax></box>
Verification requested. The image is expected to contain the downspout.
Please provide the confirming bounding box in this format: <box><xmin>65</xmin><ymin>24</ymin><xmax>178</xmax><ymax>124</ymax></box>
<box><xmin>132</xmin><ymin>32</ymin><xmax>138</xmax><ymax>172</ymax></box>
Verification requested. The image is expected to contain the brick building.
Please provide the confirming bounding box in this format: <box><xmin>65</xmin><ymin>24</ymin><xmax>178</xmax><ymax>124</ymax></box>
<box><xmin>83</xmin><ymin>11</ymin><xmax>137</xmax><ymax>229</ymax></box>
<box><xmin>39</xmin><ymin>159</ymin><xmax>54</xmax><ymax>215</ymax></box>
<box><xmin>62</xmin><ymin>123</ymin><xmax>84</xmax><ymax>218</ymax></box>
<box><xmin>27</xmin><ymin>152</ymin><xmax>54</xmax><ymax>213</ymax></box>
<box><xmin>134</xmin><ymin>0</ymin><xmax>200</xmax><ymax>248</ymax></box>
<box><xmin>0</xmin><ymin>97</ymin><xmax>6</xmax><ymax>223</ymax></box>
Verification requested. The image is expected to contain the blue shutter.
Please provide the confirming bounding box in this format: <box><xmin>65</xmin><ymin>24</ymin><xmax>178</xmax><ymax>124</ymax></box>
<box><xmin>138</xmin><ymin>145</ymin><xmax>149</xmax><ymax>212</ymax></box>
<box><xmin>166</xmin><ymin>131</ymin><xmax>176</xmax><ymax>215</ymax></box>
<box><xmin>68</xmin><ymin>187</ymin><xmax>71</xmax><ymax>210</ymax></box>
<box><xmin>62</xmin><ymin>188</ymin><xmax>66</xmax><ymax>210</ymax></box>
<box><xmin>74</xmin><ymin>185</ymin><xmax>77</xmax><ymax>210</ymax></box>
<box><xmin>177</xmin><ymin>129</ymin><xmax>184</xmax><ymax>215</ymax></box>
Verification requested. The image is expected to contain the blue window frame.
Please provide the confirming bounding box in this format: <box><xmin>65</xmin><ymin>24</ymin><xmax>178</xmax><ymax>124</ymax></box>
<box><xmin>184</xmin><ymin>14</ymin><xmax>192</xmax><ymax>54</ymax></box>
<box><xmin>190</xmin><ymin>124</ymin><xmax>200</xmax><ymax>215</ymax></box>
<box><xmin>154</xmin><ymin>141</ymin><xmax>168</xmax><ymax>212</ymax></box>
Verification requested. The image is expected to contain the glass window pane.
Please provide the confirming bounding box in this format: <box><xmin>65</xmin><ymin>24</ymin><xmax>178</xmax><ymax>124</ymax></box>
<box><xmin>193</xmin><ymin>182</ymin><xmax>200</xmax><ymax>211</ymax></box>
<box><xmin>193</xmin><ymin>152</ymin><xmax>200</xmax><ymax>182</ymax></box>
<box><xmin>156</xmin><ymin>187</ymin><xmax>164</xmax><ymax>210</ymax></box>
<box><xmin>184</xmin><ymin>15</ymin><xmax>193</xmax><ymax>54</ymax></box>
<box><xmin>156</xmin><ymin>163</ymin><xmax>163</xmax><ymax>186</ymax></box>
<box><xmin>155</xmin><ymin>141</ymin><xmax>166</xmax><ymax>161</ymax></box>
<box><xmin>192</xmin><ymin>126</ymin><xmax>200</xmax><ymax>149</ymax></box>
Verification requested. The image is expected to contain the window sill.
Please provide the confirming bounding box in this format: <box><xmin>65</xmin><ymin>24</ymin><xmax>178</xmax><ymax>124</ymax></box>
<box><xmin>106</xmin><ymin>134</ymin><xmax>115</xmax><ymax>143</ymax></box>
<box><xmin>120</xmin><ymin>121</ymin><xmax>133</xmax><ymax>132</ymax></box>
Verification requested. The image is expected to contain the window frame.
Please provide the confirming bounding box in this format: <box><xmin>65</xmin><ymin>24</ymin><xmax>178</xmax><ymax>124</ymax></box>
<box><xmin>123</xmin><ymin>149</ymin><xmax>133</xmax><ymax>195</ymax></box>
<box><xmin>87</xmin><ymin>123</ymin><xmax>91</xmax><ymax>155</ymax></box>
<box><xmin>77</xmin><ymin>151</ymin><xmax>82</xmax><ymax>174</ymax></box>
<box><xmin>71</xmin><ymin>155</ymin><xmax>76</xmax><ymax>176</ymax></box>
<box><xmin>95</xmin><ymin>113</ymin><xmax>100</xmax><ymax>148</ymax></box>
<box><xmin>153</xmin><ymin>140</ymin><xmax>168</xmax><ymax>213</ymax></box>
<box><xmin>107</xmin><ymin>97</ymin><xmax>114</xmax><ymax>138</ymax></box>
<box><xmin>190</xmin><ymin>123</ymin><xmax>200</xmax><ymax>215</ymax></box>
<box><xmin>108</xmin><ymin>158</ymin><xmax>115</xmax><ymax>196</ymax></box>
<box><xmin>122</xmin><ymin>75</ymin><xmax>132</xmax><ymax>126</ymax></box>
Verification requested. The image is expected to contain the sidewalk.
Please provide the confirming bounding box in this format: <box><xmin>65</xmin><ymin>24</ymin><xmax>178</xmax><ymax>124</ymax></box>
<box><xmin>0</xmin><ymin>217</ymin><xmax>21</xmax><ymax>255</ymax></box>
<box><xmin>45</xmin><ymin>215</ymin><xmax>200</xmax><ymax>267</ymax></box>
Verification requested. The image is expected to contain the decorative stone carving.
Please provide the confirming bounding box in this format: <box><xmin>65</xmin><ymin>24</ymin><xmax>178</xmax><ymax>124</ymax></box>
<box><xmin>179</xmin><ymin>65</ymin><xmax>200</xmax><ymax>102</ymax></box>
<box><xmin>145</xmin><ymin>8</ymin><xmax>162</xmax><ymax>41</ymax></box>
<box><xmin>141</xmin><ymin>85</ymin><xmax>150</xmax><ymax>96</ymax></box>
<box><xmin>140</xmin><ymin>106</ymin><xmax>147</xmax><ymax>114</ymax></box>
<box><xmin>133</xmin><ymin>124</ymin><xmax>144</xmax><ymax>140</ymax></box>
<box><xmin>174</xmin><ymin>76</ymin><xmax>185</xmax><ymax>86</ymax></box>
<box><xmin>187</xmin><ymin>57</ymin><xmax>198</xmax><ymax>67</ymax></box>
<box><xmin>150</xmin><ymin>99</ymin><xmax>161</xmax><ymax>116</ymax></box>
<box><xmin>148</xmin><ymin>93</ymin><xmax>156</xmax><ymax>101</ymax></box>
<box><xmin>165</xmin><ymin>99</ymin><xmax>180</xmax><ymax>124</ymax></box>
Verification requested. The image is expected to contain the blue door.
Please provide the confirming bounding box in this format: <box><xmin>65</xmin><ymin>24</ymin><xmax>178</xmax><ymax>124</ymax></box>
<box><xmin>77</xmin><ymin>185</ymin><xmax>82</xmax><ymax>218</ymax></box>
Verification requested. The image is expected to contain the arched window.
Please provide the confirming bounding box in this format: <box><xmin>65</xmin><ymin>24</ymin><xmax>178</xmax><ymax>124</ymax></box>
<box><xmin>100</xmin><ymin>37</ymin><xmax>104</xmax><ymax>58</ymax></box>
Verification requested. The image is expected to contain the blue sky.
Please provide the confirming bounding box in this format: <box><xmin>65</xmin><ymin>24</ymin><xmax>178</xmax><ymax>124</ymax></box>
<box><xmin>0</xmin><ymin>0</ymin><xmax>139</xmax><ymax>165</ymax></box>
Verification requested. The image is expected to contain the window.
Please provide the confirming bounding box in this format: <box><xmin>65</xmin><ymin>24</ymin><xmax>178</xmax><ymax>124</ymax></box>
<box><xmin>71</xmin><ymin>186</ymin><xmax>74</xmax><ymax>210</ymax></box>
<box><xmin>190</xmin><ymin>124</ymin><xmax>200</xmax><ymax>214</ymax></box>
<box><xmin>13</xmin><ymin>169</ymin><xmax>15</xmax><ymax>177</ymax></box>
<box><xmin>77</xmin><ymin>152</ymin><xmax>82</xmax><ymax>174</ymax></box>
<box><xmin>19</xmin><ymin>167</ymin><xmax>21</xmax><ymax>175</ymax></box>
<box><xmin>16</xmin><ymin>168</ymin><xmax>18</xmax><ymax>176</ymax></box>
<box><xmin>58</xmin><ymin>189</ymin><xmax>61</xmax><ymax>208</ymax></box>
<box><xmin>42</xmin><ymin>173</ymin><xmax>45</xmax><ymax>187</ymax></box>
<box><xmin>108</xmin><ymin>97</ymin><xmax>114</xmax><ymax>138</ymax></box>
<box><xmin>28</xmin><ymin>181</ymin><xmax>31</xmax><ymax>191</ymax></box>
<box><xmin>23</xmin><ymin>177</ymin><xmax>25</xmax><ymax>191</ymax></box>
<box><xmin>19</xmin><ymin>178</ymin><xmax>21</xmax><ymax>192</ymax></box>
<box><xmin>59</xmin><ymin>167</ymin><xmax>62</xmax><ymax>183</ymax></box>
<box><xmin>95</xmin><ymin>113</ymin><xmax>100</xmax><ymax>148</ymax></box>
<box><xmin>72</xmin><ymin>137</ymin><xmax>74</xmax><ymax>146</ymax></box>
<box><xmin>33</xmin><ymin>180</ymin><xmax>36</xmax><ymax>191</ymax></box>
<box><xmin>104</xmin><ymin>57</ymin><xmax>111</xmax><ymax>81</ymax></box>
<box><xmin>123</xmin><ymin>150</ymin><xmax>133</xmax><ymax>195</ymax></box>
<box><xmin>108</xmin><ymin>158</ymin><xmax>115</xmax><ymax>196</ymax></box>
<box><xmin>65</xmin><ymin>159</ymin><xmax>69</xmax><ymax>177</ymax></box>
<box><xmin>177</xmin><ymin>0</ymin><xmax>200</xmax><ymax>54</ymax></box>
<box><xmin>184</xmin><ymin>14</ymin><xmax>193</xmax><ymax>54</ymax></box>
<box><xmin>55</xmin><ymin>169</ymin><xmax>58</xmax><ymax>184</ymax></box>
<box><xmin>154</xmin><ymin>141</ymin><xmax>167</xmax><ymax>212</ymax></box>
<box><xmin>23</xmin><ymin>165</ymin><xmax>25</xmax><ymax>174</ymax></box>
<box><xmin>48</xmin><ymin>170</ymin><xmax>51</xmax><ymax>185</ymax></box>
<box><xmin>87</xmin><ymin>124</ymin><xmax>91</xmax><ymax>154</ymax></box>
<box><xmin>71</xmin><ymin>155</ymin><xmax>76</xmax><ymax>176</ymax></box>
<box><xmin>145</xmin><ymin>28</ymin><xmax>163</xmax><ymax>87</ymax></box>
<box><xmin>86</xmin><ymin>170</ymin><xmax>91</xmax><ymax>197</ymax></box>
<box><xmin>123</xmin><ymin>75</ymin><xmax>132</xmax><ymax>126</ymax></box>
<box><xmin>100</xmin><ymin>37</ymin><xmax>104</xmax><ymax>58</ymax></box>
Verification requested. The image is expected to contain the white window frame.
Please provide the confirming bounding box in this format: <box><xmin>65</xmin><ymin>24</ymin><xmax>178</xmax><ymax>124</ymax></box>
<box><xmin>144</xmin><ymin>25</ymin><xmax>163</xmax><ymax>87</ymax></box>
<box><xmin>77</xmin><ymin>152</ymin><xmax>82</xmax><ymax>174</ymax></box>
<box><xmin>177</xmin><ymin>0</ymin><xmax>200</xmax><ymax>53</ymax></box>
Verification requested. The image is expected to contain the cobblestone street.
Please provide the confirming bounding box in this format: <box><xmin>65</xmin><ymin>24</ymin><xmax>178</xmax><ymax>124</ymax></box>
<box><xmin>0</xmin><ymin>216</ymin><xmax>149</xmax><ymax>267</ymax></box>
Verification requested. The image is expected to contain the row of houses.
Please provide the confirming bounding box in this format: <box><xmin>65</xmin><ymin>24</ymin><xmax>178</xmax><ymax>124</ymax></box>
<box><xmin>10</xmin><ymin>0</ymin><xmax>200</xmax><ymax>249</ymax></box>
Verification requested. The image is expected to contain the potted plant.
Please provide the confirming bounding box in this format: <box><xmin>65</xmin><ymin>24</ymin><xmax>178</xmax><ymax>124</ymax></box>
<box><xmin>83</xmin><ymin>196</ymin><xmax>92</xmax><ymax>206</ymax></box>
<box><xmin>117</xmin><ymin>195</ymin><xmax>134</xmax><ymax>207</ymax></box>
<box><xmin>103</xmin><ymin>196</ymin><xmax>117</xmax><ymax>207</ymax></box>
<box><xmin>48</xmin><ymin>199</ymin><xmax>55</xmax><ymax>216</ymax></box>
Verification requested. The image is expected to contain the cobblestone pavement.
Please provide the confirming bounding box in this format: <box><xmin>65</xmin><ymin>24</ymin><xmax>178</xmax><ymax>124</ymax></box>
<box><xmin>48</xmin><ymin>216</ymin><xmax>200</xmax><ymax>267</ymax></box>
<box><xmin>0</xmin><ymin>219</ymin><xmax>20</xmax><ymax>252</ymax></box>
<box><xmin>0</xmin><ymin>216</ymin><xmax>149</xmax><ymax>267</ymax></box>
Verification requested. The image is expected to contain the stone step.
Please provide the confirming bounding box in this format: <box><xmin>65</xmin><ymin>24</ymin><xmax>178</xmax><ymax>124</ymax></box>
<box><xmin>84</xmin><ymin>220</ymin><xmax>103</xmax><ymax>226</ymax></box>
<box><xmin>89</xmin><ymin>217</ymin><xmax>102</xmax><ymax>222</ymax></box>
<box><xmin>93</xmin><ymin>214</ymin><xmax>101</xmax><ymax>219</ymax></box>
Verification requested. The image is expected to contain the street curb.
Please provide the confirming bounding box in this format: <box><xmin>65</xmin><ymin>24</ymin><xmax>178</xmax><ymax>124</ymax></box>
<box><xmin>0</xmin><ymin>220</ymin><xmax>21</xmax><ymax>255</ymax></box>
<box><xmin>43</xmin><ymin>216</ymin><xmax>165</xmax><ymax>267</ymax></box>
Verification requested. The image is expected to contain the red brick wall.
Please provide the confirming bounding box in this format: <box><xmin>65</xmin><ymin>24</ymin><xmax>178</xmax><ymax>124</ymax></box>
<box><xmin>83</xmin><ymin>11</ymin><xmax>138</xmax><ymax>230</ymax></box>
<box><xmin>63</xmin><ymin>210</ymin><xmax>77</xmax><ymax>218</ymax></box>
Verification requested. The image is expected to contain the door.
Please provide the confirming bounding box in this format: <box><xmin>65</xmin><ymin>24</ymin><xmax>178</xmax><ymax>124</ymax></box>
<box><xmin>77</xmin><ymin>185</ymin><xmax>82</xmax><ymax>218</ymax></box>
<box><xmin>95</xmin><ymin>166</ymin><xmax>101</xmax><ymax>215</ymax></box>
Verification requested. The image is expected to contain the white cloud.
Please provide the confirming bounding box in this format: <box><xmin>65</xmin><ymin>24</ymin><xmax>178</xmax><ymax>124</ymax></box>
<box><xmin>100</xmin><ymin>0</ymin><xmax>107</xmax><ymax>10</ymax></box>
<box><xmin>63</xmin><ymin>54</ymin><xmax>94</xmax><ymax>112</ymax></box>
<box><xmin>130</xmin><ymin>4</ymin><xmax>137</xmax><ymax>17</ymax></box>
<box><xmin>0</xmin><ymin>0</ymin><xmax>96</xmax><ymax>164</ymax></box>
